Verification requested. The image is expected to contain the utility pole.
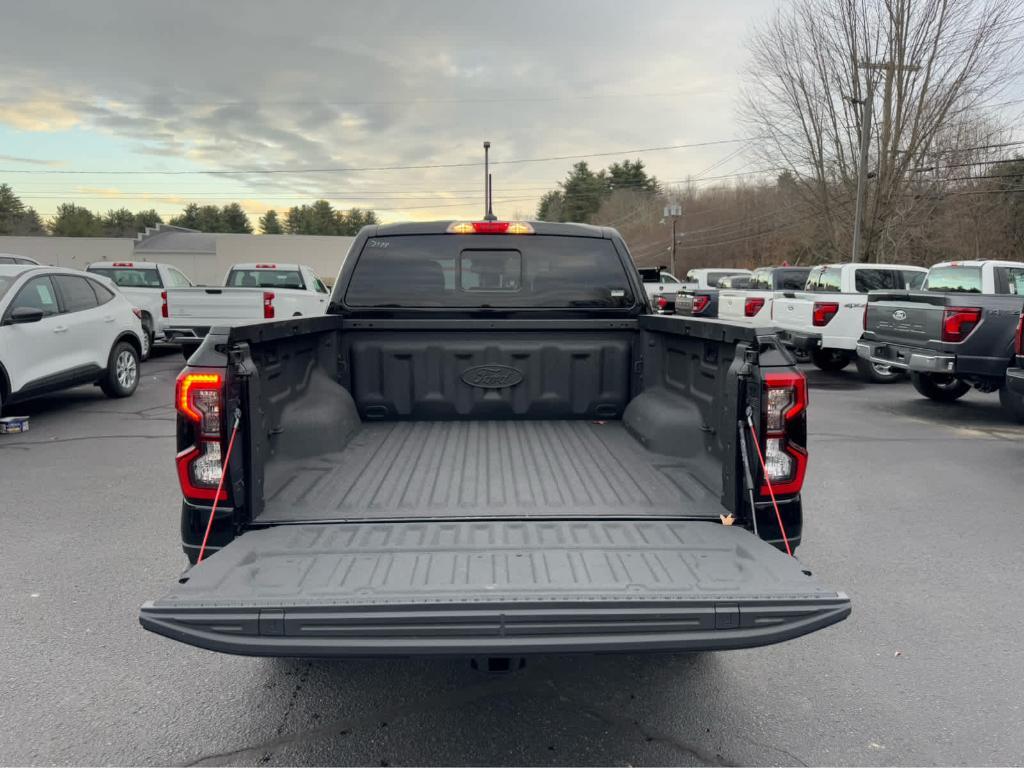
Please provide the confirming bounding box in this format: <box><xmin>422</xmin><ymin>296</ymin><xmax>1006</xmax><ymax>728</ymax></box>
<box><xmin>850</xmin><ymin>68</ymin><xmax>875</xmax><ymax>263</ymax></box>
<box><xmin>851</xmin><ymin>60</ymin><xmax>920</xmax><ymax>262</ymax></box>
<box><xmin>483</xmin><ymin>141</ymin><xmax>496</xmax><ymax>221</ymax></box>
<box><xmin>664</xmin><ymin>202</ymin><xmax>682</xmax><ymax>276</ymax></box>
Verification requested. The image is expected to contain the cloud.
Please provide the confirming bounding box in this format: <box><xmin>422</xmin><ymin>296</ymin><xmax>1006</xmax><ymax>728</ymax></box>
<box><xmin>0</xmin><ymin>0</ymin><xmax>781</xmax><ymax>218</ymax></box>
<box><xmin>0</xmin><ymin>154</ymin><xmax>64</xmax><ymax>166</ymax></box>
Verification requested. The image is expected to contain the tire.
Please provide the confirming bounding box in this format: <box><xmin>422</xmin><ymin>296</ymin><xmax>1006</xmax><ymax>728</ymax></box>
<box><xmin>855</xmin><ymin>356</ymin><xmax>905</xmax><ymax>384</ymax></box>
<box><xmin>811</xmin><ymin>349</ymin><xmax>852</xmax><ymax>372</ymax></box>
<box><xmin>100</xmin><ymin>341</ymin><xmax>140</xmax><ymax>398</ymax></box>
<box><xmin>998</xmin><ymin>382</ymin><xmax>1024</xmax><ymax>423</ymax></box>
<box><xmin>910</xmin><ymin>372</ymin><xmax>970</xmax><ymax>402</ymax></box>
<box><xmin>140</xmin><ymin>315</ymin><xmax>154</xmax><ymax>361</ymax></box>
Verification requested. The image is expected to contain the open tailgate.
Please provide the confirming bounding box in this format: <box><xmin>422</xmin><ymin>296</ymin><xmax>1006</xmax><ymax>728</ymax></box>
<box><xmin>140</xmin><ymin>521</ymin><xmax>849</xmax><ymax>657</ymax></box>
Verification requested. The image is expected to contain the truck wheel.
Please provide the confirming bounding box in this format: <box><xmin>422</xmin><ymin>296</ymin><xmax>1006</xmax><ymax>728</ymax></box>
<box><xmin>100</xmin><ymin>341</ymin><xmax>140</xmax><ymax>398</ymax></box>
<box><xmin>811</xmin><ymin>349</ymin><xmax>851</xmax><ymax>372</ymax></box>
<box><xmin>855</xmin><ymin>356</ymin><xmax>904</xmax><ymax>384</ymax></box>
<box><xmin>998</xmin><ymin>383</ymin><xmax>1024</xmax><ymax>423</ymax></box>
<box><xmin>910</xmin><ymin>372</ymin><xmax>970</xmax><ymax>402</ymax></box>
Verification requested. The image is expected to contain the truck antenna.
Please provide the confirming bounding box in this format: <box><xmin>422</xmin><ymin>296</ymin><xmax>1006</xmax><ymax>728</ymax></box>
<box><xmin>483</xmin><ymin>141</ymin><xmax>496</xmax><ymax>221</ymax></box>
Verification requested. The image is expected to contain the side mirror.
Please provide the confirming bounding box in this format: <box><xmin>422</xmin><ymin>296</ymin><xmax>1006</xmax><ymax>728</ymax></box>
<box><xmin>3</xmin><ymin>306</ymin><xmax>46</xmax><ymax>325</ymax></box>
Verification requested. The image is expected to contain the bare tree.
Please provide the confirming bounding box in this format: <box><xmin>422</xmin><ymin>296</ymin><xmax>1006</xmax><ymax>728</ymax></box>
<box><xmin>740</xmin><ymin>0</ymin><xmax>1023</xmax><ymax>261</ymax></box>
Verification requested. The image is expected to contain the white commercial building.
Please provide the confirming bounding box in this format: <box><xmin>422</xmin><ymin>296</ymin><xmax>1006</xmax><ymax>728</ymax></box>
<box><xmin>0</xmin><ymin>225</ymin><xmax>354</xmax><ymax>286</ymax></box>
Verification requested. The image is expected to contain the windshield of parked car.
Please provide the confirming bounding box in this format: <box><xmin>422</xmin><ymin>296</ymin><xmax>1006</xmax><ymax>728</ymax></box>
<box><xmin>227</xmin><ymin>269</ymin><xmax>305</xmax><ymax>290</ymax></box>
<box><xmin>345</xmin><ymin>234</ymin><xmax>635</xmax><ymax>309</ymax></box>
<box><xmin>924</xmin><ymin>265</ymin><xmax>983</xmax><ymax>293</ymax></box>
<box><xmin>88</xmin><ymin>267</ymin><xmax>162</xmax><ymax>288</ymax></box>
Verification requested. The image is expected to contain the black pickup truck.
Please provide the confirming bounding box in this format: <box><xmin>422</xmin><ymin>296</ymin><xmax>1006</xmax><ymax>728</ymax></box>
<box><xmin>140</xmin><ymin>220</ymin><xmax>849</xmax><ymax>658</ymax></box>
<box><xmin>858</xmin><ymin>260</ymin><xmax>1024</xmax><ymax>421</ymax></box>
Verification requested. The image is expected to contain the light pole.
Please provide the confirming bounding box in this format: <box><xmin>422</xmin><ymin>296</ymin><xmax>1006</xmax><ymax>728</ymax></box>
<box><xmin>664</xmin><ymin>203</ymin><xmax>682</xmax><ymax>276</ymax></box>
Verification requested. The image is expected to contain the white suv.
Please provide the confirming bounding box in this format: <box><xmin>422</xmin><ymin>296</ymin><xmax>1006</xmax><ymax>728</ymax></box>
<box><xmin>0</xmin><ymin>265</ymin><xmax>146</xmax><ymax>410</ymax></box>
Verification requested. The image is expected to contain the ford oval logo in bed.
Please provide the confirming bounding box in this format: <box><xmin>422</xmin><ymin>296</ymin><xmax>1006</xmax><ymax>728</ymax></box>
<box><xmin>461</xmin><ymin>364</ymin><xmax>524</xmax><ymax>389</ymax></box>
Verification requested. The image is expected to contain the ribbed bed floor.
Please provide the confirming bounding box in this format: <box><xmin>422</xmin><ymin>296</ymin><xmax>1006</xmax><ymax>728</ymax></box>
<box><xmin>260</xmin><ymin>420</ymin><xmax>724</xmax><ymax>522</ymax></box>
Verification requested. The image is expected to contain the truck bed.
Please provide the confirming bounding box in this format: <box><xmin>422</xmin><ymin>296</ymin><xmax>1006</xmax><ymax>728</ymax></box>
<box><xmin>261</xmin><ymin>419</ymin><xmax>726</xmax><ymax>523</ymax></box>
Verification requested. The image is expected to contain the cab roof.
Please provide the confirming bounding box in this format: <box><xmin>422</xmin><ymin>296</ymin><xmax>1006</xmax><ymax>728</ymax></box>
<box><xmin>88</xmin><ymin>261</ymin><xmax>159</xmax><ymax>269</ymax></box>
<box><xmin>930</xmin><ymin>259</ymin><xmax>1024</xmax><ymax>268</ymax></box>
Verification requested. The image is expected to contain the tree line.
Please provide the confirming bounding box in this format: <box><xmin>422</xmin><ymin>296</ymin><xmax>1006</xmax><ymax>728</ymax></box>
<box><xmin>0</xmin><ymin>185</ymin><xmax>378</xmax><ymax>237</ymax></box>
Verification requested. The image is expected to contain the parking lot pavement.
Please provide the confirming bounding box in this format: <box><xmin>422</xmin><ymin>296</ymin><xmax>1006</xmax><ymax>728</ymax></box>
<box><xmin>1</xmin><ymin>354</ymin><xmax>1022</xmax><ymax>767</ymax></box>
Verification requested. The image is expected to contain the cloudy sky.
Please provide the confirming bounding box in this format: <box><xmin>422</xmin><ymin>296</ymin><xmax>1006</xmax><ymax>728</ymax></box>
<box><xmin>5</xmin><ymin>0</ymin><xmax>1017</xmax><ymax>226</ymax></box>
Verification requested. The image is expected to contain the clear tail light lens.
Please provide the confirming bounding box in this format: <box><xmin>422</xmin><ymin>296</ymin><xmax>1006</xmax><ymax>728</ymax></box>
<box><xmin>812</xmin><ymin>301</ymin><xmax>839</xmax><ymax>327</ymax></box>
<box><xmin>745</xmin><ymin>297</ymin><xmax>765</xmax><ymax>317</ymax></box>
<box><xmin>760</xmin><ymin>371</ymin><xmax>808</xmax><ymax>496</ymax></box>
<box><xmin>941</xmin><ymin>306</ymin><xmax>981</xmax><ymax>342</ymax></box>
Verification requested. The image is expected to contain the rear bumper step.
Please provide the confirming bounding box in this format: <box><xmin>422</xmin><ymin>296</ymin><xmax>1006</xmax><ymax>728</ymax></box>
<box><xmin>140</xmin><ymin>521</ymin><xmax>850</xmax><ymax>658</ymax></box>
<box><xmin>140</xmin><ymin>597</ymin><xmax>850</xmax><ymax>657</ymax></box>
<box><xmin>857</xmin><ymin>341</ymin><xmax>955</xmax><ymax>373</ymax></box>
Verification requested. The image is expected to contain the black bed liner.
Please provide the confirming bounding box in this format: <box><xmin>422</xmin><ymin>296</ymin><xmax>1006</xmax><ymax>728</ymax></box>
<box><xmin>140</xmin><ymin>520</ymin><xmax>850</xmax><ymax>657</ymax></box>
<box><xmin>260</xmin><ymin>420</ymin><xmax>725</xmax><ymax>523</ymax></box>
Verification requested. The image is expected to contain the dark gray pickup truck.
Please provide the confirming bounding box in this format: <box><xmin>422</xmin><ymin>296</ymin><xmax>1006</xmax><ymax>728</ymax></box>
<box><xmin>140</xmin><ymin>220</ymin><xmax>849</xmax><ymax>659</ymax></box>
<box><xmin>858</xmin><ymin>260</ymin><xmax>1024</xmax><ymax>421</ymax></box>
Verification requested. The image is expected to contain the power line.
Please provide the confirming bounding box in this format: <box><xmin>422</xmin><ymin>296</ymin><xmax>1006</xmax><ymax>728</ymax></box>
<box><xmin>0</xmin><ymin>138</ymin><xmax>753</xmax><ymax>176</ymax></box>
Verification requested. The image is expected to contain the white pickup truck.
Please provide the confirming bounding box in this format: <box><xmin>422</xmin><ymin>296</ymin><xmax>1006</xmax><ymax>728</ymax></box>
<box><xmin>163</xmin><ymin>263</ymin><xmax>330</xmax><ymax>351</ymax></box>
<box><xmin>86</xmin><ymin>261</ymin><xmax>195</xmax><ymax>348</ymax></box>
<box><xmin>772</xmin><ymin>263</ymin><xmax>927</xmax><ymax>382</ymax></box>
<box><xmin>718</xmin><ymin>266</ymin><xmax>812</xmax><ymax>327</ymax></box>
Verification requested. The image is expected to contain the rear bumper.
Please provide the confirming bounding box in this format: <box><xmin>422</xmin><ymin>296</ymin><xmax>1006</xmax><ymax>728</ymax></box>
<box><xmin>857</xmin><ymin>341</ymin><xmax>955</xmax><ymax>373</ymax></box>
<box><xmin>139</xmin><ymin>596</ymin><xmax>851</xmax><ymax>658</ymax></box>
<box><xmin>1007</xmin><ymin>367</ymin><xmax>1024</xmax><ymax>396</ymax></box>
<box><xmin>776</xmin><ymin>329</ymin><xmax>821</xmax><ymax>353</ymax></box>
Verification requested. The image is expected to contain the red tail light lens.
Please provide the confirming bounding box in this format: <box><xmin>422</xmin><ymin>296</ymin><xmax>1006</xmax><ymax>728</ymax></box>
<box><xmin>447</xmin><ymin>221</ymin><xmax>534</xmax><ymax>235</ymax></box>
<box><xmin>692</xmin><ymin>295</ymin><xmax>711</xmax><ymax>314</ymax></box>
<box><xmin>863</xmin><ymin>303</ymin><xmax>868</xmax><ymax>331</ymax></box>
<box><xmin>1015</xmin><ymin>312</ymin><xmax>1023</xmax><ymax>356</ymax></box>
<box><xmin>131</xmin><ymin>307</ymin><xmax>143</xmax><ymax>320</ymax></box>
<box><xmin>175</xmin><ymin>370</ymin><xmax>226</xmax><ymax>501</ymax></box>
<box><xmin>745</xmin><ymin>297</ymin><xmax>765</xmax><ymax>317</ymax></box>
<box><xmin>941</xmin><ymin>306</ymin><xmax>981</xmax><ymax>342</ymax></box>
<box><xmin>760</xmin><ymin>371</ymin><xmax>808</xmax><ymax>497</ymax></box>
<box><xmin>812</xmin><ymin>301</ymin><xmax>840</xmax><ymax>327</ymax></box>
<box><xmin>160</xmin><ymin>290</ymin><xmax>168</xmax><ymax>318</ymax></box>
<box><xmin>263</xmin><ymin>291</ymin><xmax>275</xmax><ymax>319</ymax></box>
<box><xmin>656</xmin><ymin>295</ymin><xmax>669</xmax><ymax>310</ymax></box>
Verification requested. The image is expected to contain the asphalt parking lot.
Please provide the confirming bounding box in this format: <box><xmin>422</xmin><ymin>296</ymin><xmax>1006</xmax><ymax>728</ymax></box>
<box><xmin>1</xmin><ymin>348</ymin><xmax>1022</xmax><ymax>766</ymax></box>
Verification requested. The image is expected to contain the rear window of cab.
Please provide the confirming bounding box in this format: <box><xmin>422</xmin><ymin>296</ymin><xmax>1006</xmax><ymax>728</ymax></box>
<box><xmin>924</xmin><ymin>266</ymin><xmax>983</xmax><ymax>293</ymax></box>
<box><xmin>345</xmin><ymin>234</ymin><xmax>635</xmax><ymax>309</ymax></box>
<box><xmin>88</xmin><ymin>267</ymin><xmax>162</xmax><ymax>288</ymax></box>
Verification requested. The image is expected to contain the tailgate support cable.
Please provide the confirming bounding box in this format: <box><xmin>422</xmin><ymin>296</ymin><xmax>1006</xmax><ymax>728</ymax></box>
<box><xmin>736</xmin><ymin>420</ymin><xmax>759</xmax><ymax>539</ymax></box>
<box><xmin>745</xmin><ymin>405</ymin><xmax>793</xmax><ymax>557</ymax></box>
<box><xmin>197</xmin><ymin>408</ymin><xmax>242</xmax><ymax>564</ymax></box>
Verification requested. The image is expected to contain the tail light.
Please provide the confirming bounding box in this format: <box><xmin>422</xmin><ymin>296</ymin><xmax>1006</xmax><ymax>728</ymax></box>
<box><xmin>812</xmin><ymin>301</ymin><xmax>839</xmax><ymax>327</ymax></box>
<box><xmin>263</xmin><ymin>291</ymin><xmax>275</xmax><ymax>319</ymax></box>
<box><xmin>161</xmin><ymin>290</ymin><xmax>168</xmax><ymax>318</ymax></box>
<box><xmin>863</xmin><ymin>303</ymin><xmax>868</xmax><ymax>331</ymax></box>
<box><xmin>447</xmin><ymin>221</ymin><xmax>534</xmax><ymax>234</ymax></box>
<box><xmin>941</xmin><ymin>306</ymin><xmax>981</xmax><ymax>342</ymax></box>
<box><xmin>1015</xmin><ymin>312</ymin><xmax>1023</xmax><ymax>356</ymax></box>
<box><xmin>760</xmin><ymin>371</ymin><xmax>808</xmax><ymax>497</ymax></box>
<box><xmin>745</xmin><ymin>297</ymin><xmax>765</xmax><ymax>317</ymax></box>
<box><xmin>692</xmin><ymin>295</ymin><xmax>711</xmax><ymax>314</ymax></box>
<box><xmin>656</xmin><ymin>295</ymin><xmax>669</xmax><ymax>310</ymax></box>
<box><xmin>131</xmin><ymin>307</ymin><xmax>143</xmax><ymax>320</ymax></box>
<box><xmin>175</xmin><ymin>370</ymin><xmax>226</xmax><ymax>501</ymax></box>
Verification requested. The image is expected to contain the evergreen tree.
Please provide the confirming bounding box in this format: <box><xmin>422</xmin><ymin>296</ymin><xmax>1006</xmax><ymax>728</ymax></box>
<box><xmin>49</xmin><ymin>203</ymin><xmax>103</xmax><ymax>237</ymax></box>
<box><xmin>259</xmin><ymin>209</ymin><xmax>283</xmax><ymax>234</ymax></box>
<box><xmin>221</xmin><ymin>202</ymin><xmax>253</xmax><ymax>233</ymax></box>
